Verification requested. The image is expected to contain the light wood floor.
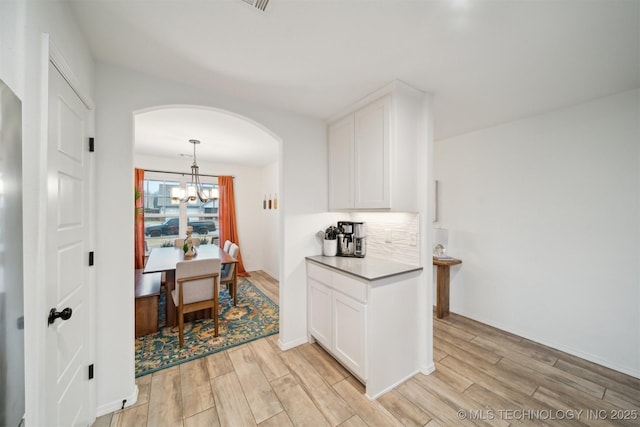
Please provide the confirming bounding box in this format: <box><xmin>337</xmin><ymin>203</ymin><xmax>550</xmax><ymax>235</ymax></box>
<box><xmin>95</xmin><ymin>271</ymin><xmax>640</xmax><ymax>426</ymax></box>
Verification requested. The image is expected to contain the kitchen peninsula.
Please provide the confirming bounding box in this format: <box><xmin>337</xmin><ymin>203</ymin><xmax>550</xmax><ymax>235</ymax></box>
<box><xmin>306</xmin><ymin>255</ymin><xmax>423</xmax><ymax>399</ymax></box>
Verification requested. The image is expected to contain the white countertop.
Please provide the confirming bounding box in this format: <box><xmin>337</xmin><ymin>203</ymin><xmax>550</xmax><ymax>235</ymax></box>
<box><xmin>306</xmin><ymin>255</ymin><xmax>423</xmax><ymax>281</ymax></box>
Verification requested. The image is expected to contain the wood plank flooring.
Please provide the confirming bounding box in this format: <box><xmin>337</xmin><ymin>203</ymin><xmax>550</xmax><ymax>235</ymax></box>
<box><xmin>95</xmin><ymin>271</ymin><xmax>639</xmax><ymax>426</ymax></box>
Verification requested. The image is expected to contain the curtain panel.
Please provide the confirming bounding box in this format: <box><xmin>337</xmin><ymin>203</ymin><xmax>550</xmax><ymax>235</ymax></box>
<box><xmin>134</xmin><ymin>168</ymin><xmax>145</xmax><ymax>269</ymax></box>
<box><xmin>218</xmin><ymin>176</ymin><xmax>249</xmax><ymax>276</ymax></box>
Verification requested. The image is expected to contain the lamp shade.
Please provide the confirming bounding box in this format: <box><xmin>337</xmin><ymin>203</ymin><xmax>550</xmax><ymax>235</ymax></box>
<box><xmin>433</xmin><ymin>227</ymin><xmax>449</xmax><ymax>246</ymax></box>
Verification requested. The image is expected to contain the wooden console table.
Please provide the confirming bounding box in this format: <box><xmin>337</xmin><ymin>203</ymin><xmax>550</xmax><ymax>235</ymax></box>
<box><xmin>433</xmin><ymin>257</ymin><xmax>462</xmax><ymax>319</ymax></box>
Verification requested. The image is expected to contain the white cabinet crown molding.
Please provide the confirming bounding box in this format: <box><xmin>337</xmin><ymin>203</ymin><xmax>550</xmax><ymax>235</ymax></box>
<box><xmin>326</xmin><ymin>80</ymin><xmax>425</xmax><ymax>124</ymax></box>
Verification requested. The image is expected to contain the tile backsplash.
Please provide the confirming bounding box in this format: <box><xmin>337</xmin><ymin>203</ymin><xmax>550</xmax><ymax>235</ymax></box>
<box><xmin>350</xmin><ymin>212</ymin><xmax>420</xmax><ymax>266</ymax></box>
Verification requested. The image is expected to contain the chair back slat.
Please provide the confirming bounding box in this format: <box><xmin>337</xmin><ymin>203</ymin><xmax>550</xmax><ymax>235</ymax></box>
<box><xmin>229</xmin><ymin>244</ymin><xmax>239</xmax><ymax>258</ymax></box>
<box><xmin>221</xmin><ymin>244</ymin><xmax>239</xmax><ymax>280</ymax></box>
<box><xmin>176</xmin><ymin>258</ymin><xmax>220</xmax><ymax>305</ymax></box>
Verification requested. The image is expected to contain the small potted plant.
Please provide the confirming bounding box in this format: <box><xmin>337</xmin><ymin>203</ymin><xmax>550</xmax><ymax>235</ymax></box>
<box><xmin>323</xmin><ymin>225</ymin><xmax>338</xmax><ymax>256</ymax></box>
<box><xmin>183</xmin><ymin>226</ymin><xmax>196</xmax><ymax>258</ymax></box>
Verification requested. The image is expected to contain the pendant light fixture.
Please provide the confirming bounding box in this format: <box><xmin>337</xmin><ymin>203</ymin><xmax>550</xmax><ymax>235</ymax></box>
<box><xmin>171</xmin><ymin>139</ymin><xmax>214</xmax><ymax>204</ymax></box>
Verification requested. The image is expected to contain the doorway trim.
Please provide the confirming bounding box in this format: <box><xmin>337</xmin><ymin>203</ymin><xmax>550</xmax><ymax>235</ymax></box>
<box><xmin>132</xmin><ymin>102</ymin><xmax>284</xmax><ymax>329</ymax></box>
<box><xmin>49</xmin><ymin>41</ymin><xmax>94</xmax><ymax>110</ymax></box>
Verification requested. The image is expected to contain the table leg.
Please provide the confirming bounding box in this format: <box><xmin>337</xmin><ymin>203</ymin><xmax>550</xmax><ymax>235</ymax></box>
<box><xmin>436</xmin><ymin>265</ymin><xmax>450</xmax><ymax>319</ymax></box>
<box><xmin>214</xmin><ymin>279</ymin><xmax>219</xmax><ymax>337</ymax></box>
<box><xmin>233</xmin><ymin>263</ymin><xmax>238</xmax><ymax>306</ymax></box>
<box><xmin>165</xmin><ymin>269</ymin><xmax>176</xmax><ymax>327</ymax></box>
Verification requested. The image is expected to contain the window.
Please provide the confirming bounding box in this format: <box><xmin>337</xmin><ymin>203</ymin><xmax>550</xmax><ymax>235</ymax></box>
<box><xmin>186</xmin><ymin>182</ymin><xmax>219</xmax><ymax>247</ymax></box>
<box><xmin>142</xmin><ymin>172</ymin><xmax>219</xmax><ymax>250</ymax></box>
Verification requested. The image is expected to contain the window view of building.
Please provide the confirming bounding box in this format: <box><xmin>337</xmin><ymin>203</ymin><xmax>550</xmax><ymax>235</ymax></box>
<box><xmin>143</xmin><ymin>174</ymin><xmax>219</xmax><ymax>250</ymax></box>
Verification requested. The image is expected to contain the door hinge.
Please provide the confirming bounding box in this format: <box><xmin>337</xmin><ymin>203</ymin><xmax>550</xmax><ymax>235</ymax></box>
<box><xmin>88</xmin><ymin>364</ymin><xmax>94</xmax><ymax>380</ymax></box>
<box><xmin>89</xmin><ymin>137</ymin><xmax>95</xmax><ymax>152</ymax></box>
<box><xmin>89</xmin><ymin>251</ymin><xmax>94</xmax><ymax>266</ymax></box>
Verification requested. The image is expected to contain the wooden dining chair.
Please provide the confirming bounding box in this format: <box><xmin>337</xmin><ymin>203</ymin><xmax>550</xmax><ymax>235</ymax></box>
<box><xmin>172</xmin><ymin>258</ymin><xmax>221</xmax><ymax>346</ymax></box>
<box><xmin>221</xmin><ymin>243</ymin><xmax>239</xmax><ymax>305</ymax></box>
<box><xmin>223</xmin><ymin>240</ymin><xmax>232</xmax><ymax>253</ymax></box>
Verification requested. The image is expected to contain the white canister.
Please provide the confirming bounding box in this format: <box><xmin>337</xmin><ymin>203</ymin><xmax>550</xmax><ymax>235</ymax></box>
<box><xmin>323</xmin><ymin>239</ymin><xmax>337</xmax><ymax>256</ymax></box>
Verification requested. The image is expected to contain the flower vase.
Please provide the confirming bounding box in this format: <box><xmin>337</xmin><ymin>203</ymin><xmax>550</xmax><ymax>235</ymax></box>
<box><xmin>184</xmin><ymin>226</ymin><xmax>196</xmax><ymax>258</ymax></box>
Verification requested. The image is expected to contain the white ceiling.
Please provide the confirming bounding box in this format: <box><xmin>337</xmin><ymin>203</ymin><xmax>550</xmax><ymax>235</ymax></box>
<box><xmin>135</xmin><ymin>107</ymin><xmax>279</xmax><ymax>167</ymax></box>
<box><xmin>69</xmin><ymin>0</ymin><xmax>639</xmax><ymax>164</ymax></box>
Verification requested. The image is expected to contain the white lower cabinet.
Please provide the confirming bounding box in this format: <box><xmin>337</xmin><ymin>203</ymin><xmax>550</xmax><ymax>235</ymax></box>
<box><xmin>307</xmin><ymin>259</ymin><xmax>423</xmax><ymax>399</ymax></box>
<box><xmin>333</xmin><ymin>291</ymin><xmax>367</xmax><ymax>379</ymax></box>
<box><xmin>308</xmin><ymin>279</ymin><xmax>332</xmax><ymax>349</ymax></box>
<box><xmin>307</xmin><ymin>262</ymin><xmax>368</xmax><ymax>381</ymax></box>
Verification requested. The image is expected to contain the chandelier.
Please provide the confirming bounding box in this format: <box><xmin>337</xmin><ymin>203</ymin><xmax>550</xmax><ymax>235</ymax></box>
<box><xmin>171</xmin><ymin>139</ymin><xmax>217</xmax><ymax>204</ymax></box>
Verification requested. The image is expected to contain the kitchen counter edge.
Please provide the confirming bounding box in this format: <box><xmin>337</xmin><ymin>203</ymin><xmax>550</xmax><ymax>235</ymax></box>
<box><xmin>306</xmin><ymin>255</ymin><xmax>423</xmax><ymax>282</ymax></box>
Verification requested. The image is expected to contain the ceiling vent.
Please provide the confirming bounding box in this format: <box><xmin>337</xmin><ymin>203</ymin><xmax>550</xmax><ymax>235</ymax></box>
<box><xmin>239</xmin><ymin>0</ymin><xmax>270</xmax><ymax>12</ymax></box>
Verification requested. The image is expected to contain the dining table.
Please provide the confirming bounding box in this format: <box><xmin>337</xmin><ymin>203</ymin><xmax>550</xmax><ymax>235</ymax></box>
<box><xmin>143</xmin><ymin>245</ymin><xmax>238</xmax><ymax>327</ymax></box>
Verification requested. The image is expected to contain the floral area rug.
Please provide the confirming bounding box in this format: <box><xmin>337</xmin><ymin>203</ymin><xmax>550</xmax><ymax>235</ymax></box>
<box><xmin>135</xmin><ymin>277</ymin><xmax>279</xmax><ymax>377</ymax></box>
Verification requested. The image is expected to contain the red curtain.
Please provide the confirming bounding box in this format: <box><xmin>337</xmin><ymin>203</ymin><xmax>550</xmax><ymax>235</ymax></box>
<box><xmin>134</xmin><ymin>168</ymin><xmax>145</xmax><ymax>269</ymax></box>
<box><xmin>218</xmin><ymin>176</ymin><xmax>249</xmax><ymax>277</ymax></box>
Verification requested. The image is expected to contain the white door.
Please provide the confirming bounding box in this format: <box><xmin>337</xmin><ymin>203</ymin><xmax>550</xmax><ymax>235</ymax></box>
<box><xmin>45</xmin><ymin>61</ymin><xmax>93</xmax><ymax>426</ymax></box>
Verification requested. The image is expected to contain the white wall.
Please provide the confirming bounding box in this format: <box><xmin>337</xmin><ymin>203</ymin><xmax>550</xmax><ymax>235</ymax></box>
<box><xmin>134</xmin><ymin>154</ymin><xmax>273</xmax><ymax>273</ymax></box>
<box><xmin>95</xmin><ymin>62</ymin><xmax>330</xmax><ymax>413</ymax></box>
<box><xmin>261</xmin><ymin>160</ymin><xmax>280</xmax><ymax>278</ymax></box>
<box><xmin>435</xmin><ymin>90</ymin><xmax>640</xmax><ymax>377</ymax></box>
<box><xmin>0</xmin><ymin>0</ymin><xmax>96</xmax><ymax>425</ymax></box>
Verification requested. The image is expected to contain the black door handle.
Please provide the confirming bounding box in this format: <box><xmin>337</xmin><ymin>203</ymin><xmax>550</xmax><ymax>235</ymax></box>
<box><xmin>48</xmin><ymin>307</ymin><xmax>72</xmax><ymax>326</ymax></box>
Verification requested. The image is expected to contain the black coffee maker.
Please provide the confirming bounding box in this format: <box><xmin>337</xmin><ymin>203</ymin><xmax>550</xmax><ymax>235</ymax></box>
<box><xmin>336</xmin><ymin>221</ymin><xmax>365</xmax><ymax>257</ymax></box>
<box><xmin>336</xmin><ymin>221</ymin><xmax>355</xmax><ymax>256</ymax></box>
<box><xmin>353</xmin><ymin>222</ymin><xmax>366</xmax><ymax>258</ymax></box>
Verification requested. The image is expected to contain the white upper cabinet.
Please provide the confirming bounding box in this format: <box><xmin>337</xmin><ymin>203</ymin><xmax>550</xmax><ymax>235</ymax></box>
<box><xmin>327</xmin><ymin>81</ymin><xmax>425</xmax><ymax>211</ymax></box>
<box><xmin>354</xmin><ymin>96</ymin><xmax>390</xmax><ymax>208</ymax></box>
<box><xmin>328</xmin><ymin>115</ymin><xmax>354</xmax><ymax>210</ymax></box>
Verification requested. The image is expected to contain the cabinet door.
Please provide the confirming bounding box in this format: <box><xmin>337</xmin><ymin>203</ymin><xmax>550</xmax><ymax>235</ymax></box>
<box><xmin>333</xmin><ymin>292</ymin><xmax>367</xmax><ymax>380</ymax></box>
<box><xmin>308</xmin><ymin>279</ymin><xmax>332</xmax><ymax>348</ymax></box>
<box><xmin>328</xmin><ymin>115</ymin><xmax>354</xmax><ymax>210</ymax></box>
<box><xmin>354</xmin><ymin>95</ymin><xmax>390</xmax><ymax>209</ymax></box>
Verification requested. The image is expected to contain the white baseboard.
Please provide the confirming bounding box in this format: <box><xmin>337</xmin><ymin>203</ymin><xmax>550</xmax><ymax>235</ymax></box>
<box><xmin>449</xmin><ymin>307</ymin><xmax>640</xmax><ymax>380</ymax></box>
<box><xmin>277</xmin><ymin>335</ymin><xmax>308</xmax><ymax>351</ymax></box>
<box><xmin>365</xmin><ymin>369</ymin><xmax>421</xmax><ymax>400</ymax></box>
<box><xmin>421</xmin><ymin>362</ymin><xmax>436</xmax><ymax>375</ymax></box>
<box><xmin>262</xmin><ymin>269</ymin><xmax>278</xmax><ymax>281</ymax></box>
<box><xmin>96</xmin><ymin>385</ymin><xmax>139</xmax><ymax>417</ymax></box>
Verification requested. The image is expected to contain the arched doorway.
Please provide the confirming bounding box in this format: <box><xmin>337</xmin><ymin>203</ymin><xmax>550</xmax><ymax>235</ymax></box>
<box><xmin>133</xmin><ymin>105</ymin><xmax>281</xmax><ymax>278</ymax></box>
